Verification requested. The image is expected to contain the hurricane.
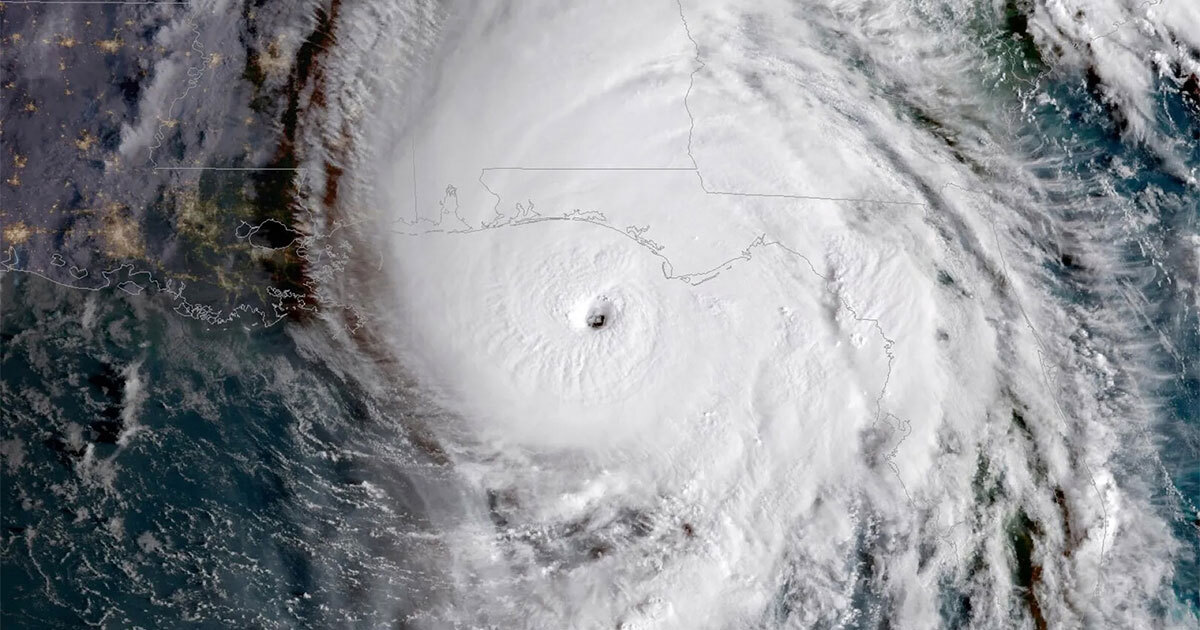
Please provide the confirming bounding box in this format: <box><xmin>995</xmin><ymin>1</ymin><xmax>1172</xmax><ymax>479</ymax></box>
<box><xmin>2</xmin><ymin>0</ymin><xmax>1197</xmax><ymax>628</ymax></box>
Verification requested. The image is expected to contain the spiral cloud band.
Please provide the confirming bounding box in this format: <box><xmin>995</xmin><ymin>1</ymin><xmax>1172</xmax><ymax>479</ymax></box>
<box><xmin>291</xmin><ymin>0</ymin><xmax>1199</xmax><ymax>626</ymax></box>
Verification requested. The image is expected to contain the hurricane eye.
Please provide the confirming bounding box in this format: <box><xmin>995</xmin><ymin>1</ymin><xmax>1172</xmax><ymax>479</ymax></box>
<box><xmin>582</xmin><ymin>297</ymin><xmax>614</xmax><ymax>330</ymax></box>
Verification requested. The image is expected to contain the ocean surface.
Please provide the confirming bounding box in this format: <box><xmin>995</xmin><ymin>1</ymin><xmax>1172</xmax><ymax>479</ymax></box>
<box><xmin>2</xmin><ymin>0</ymin><xmax>1198</xmax><ymax>628</ymax></box>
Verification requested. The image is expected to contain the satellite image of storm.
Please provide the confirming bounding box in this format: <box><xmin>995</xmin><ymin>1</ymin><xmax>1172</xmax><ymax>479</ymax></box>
<box><xmin>2</xmin><ymin>0</ymin><xmax>1199</xmax><ymax>628</ymax></box>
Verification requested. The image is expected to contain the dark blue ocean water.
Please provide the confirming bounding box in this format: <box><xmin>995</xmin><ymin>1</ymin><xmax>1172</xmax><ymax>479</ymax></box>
<box><xmin>0</xmin><ymin>272</ymin><xmax>446</xmax><ymax>628</ymax></box>
<box><xmin>2</xmin><ymin>10</ymin><xmax>1198</xmax><ymax>629</ymax></box>
<box><xmin>1024</xmin><ymin>72</ymin><xmax>1200</xmax><ymax>613</ymax></box>
<box><xmin>969</xmin><ymin>10</ymin><xmax>1200</xmax><ymax>612</ymax></box>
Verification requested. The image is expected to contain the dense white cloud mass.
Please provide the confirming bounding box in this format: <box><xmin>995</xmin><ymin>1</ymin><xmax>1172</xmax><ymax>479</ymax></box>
<box><xmin>297</xmin><ymin>0</ymin><xmax>1197</xmax><ymax>627</ymax></box>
